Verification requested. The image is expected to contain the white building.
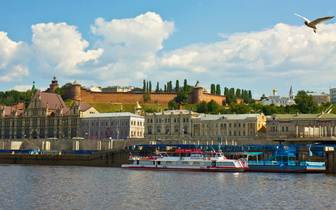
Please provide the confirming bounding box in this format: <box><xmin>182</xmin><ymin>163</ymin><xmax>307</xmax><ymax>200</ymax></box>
<box><xmin>80</xmin><ymin>112</ymin><xmax>144</xmax><ymax>139</ymax></box>
<box><xmin>261</xmin><ymin>86</ymin><xmax>295</xmax><ymax>106</ymax></box>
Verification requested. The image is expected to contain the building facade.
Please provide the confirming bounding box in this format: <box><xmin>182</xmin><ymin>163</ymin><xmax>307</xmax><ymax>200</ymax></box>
<box><xmin>144</xmin><ymin>110</ymin><xmax>199</xmax><ymax>140</ymax></box>
<box><xmin>80</xmin><ymin>112</ymin><xmax>144</xmax><ymax>139</ymax></box>
<box><xmin>266</xmin><ymin>113</ymin><xmax>336</xmax><ymax>142</ymax></box>
<box><xmin>0</xmin><ymin>92</ymin><xmax>81</xmax><ymax>140</ymax></box>
<box><xmin>330</xmin><ymin>88</ymin><xmax>336</xmax><ymax>104</ymax></box>
<box><xmin>261</xmin><ymin>86</ymin><xmax>295</xmax><ymax>106</ymax></box>
<box><xmin>191</xmin><ymin>113</ymin><xmax>267</xmax><ymax>145</ymax></box>
<box><xmin>308</xmin><ymin>93</ymin><xmax>330</xmax><ymax>105</ymax></box>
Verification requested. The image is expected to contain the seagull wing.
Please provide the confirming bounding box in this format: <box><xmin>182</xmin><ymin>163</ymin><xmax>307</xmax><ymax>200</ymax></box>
<box><xmin>310</xmin><ymin>16</ymin><xmax>334</xmax><ymax>26</ymax></box>
<box><xmin>295</xmin><ymin>13</ymin><xmax>310</xmax><ymax>22</ymax></box>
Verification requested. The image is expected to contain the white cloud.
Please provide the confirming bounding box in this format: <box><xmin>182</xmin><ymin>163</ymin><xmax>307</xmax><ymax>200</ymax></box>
<box><xmin>90</xmin><ymin>12</ymin><xmax>175</xmax><ymax>81</ymax></box>
<box><xmin>31</xmin><ymin>22</ymin><xmax>103</xmax><ymax>76</ymax></box>
<box><xmin>0</xmin><ymin>32</ymin><xmax>32</xmax><ymax>81</ymax></box>
<box><xmin>157</xmin><ymin>23</ymin><xmax>336</xmax><ymax>93</ymax></box>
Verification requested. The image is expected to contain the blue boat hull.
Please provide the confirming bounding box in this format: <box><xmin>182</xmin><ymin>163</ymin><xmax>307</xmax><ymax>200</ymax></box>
<box><xmin>246</xmin><ymin>163</ymin><xmax>325</xmax><ymax>173</ymax></box>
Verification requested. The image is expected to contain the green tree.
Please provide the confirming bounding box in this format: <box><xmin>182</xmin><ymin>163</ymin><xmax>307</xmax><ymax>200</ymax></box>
<box><xmin>175</xmin><ymin>80</ymin><xmax>180</xmax><ymax>92</ymax></box>
<box><xmin>146</xmin><ymin>81</ymin><xmax>149</xmax><ymax>93</ymax></box>
<box><xmin>226</xmin><ymin>89</ymin><xmax>237</xmax><ymax>105</ymax></box>
<box><xmin>143</xmin><ymin>92</ymin><xmax>151</xmax><ymax>103</ymax></box>
<box><xmin>294</xmin><ymin>90</ymin><xmax>318</xmax><ymax>113</ymax></box>
<box><xmin>164</xmin><ymin>84</ymin><xmax>167</xmax><ymax>92</ymax></box>
<box><xmin>216</xmin><ymin>84</ymin><xmax>221</xmax><ymax>95</ymax></box>
<box><xmin>230</xmin><ymin>103</ymin><xmax>250</xmax><ymax>114</ymax></box>
<box><xmin>143</xmin><ymin>80</ymin><xmax>146</xmax><ymax>92</ymax></box>
<box><xmin>208</xmin><ymin>100</ymin><xmax>219</xmax><ymax>113</ymax></box>
<box><xmin>54</xmin><ymin>87</ymin><xmax>64</xmax><ymax>98</ymax></box>
<box><xmin>183</xmin><ymin>79</ymin><xmax>188</xmax><ymax>92</ymax></box>
<box><xmin>155</xmin><ymin>82</ymin><xmax>160</xmax><ymax>92</ymax></box>
<box><xmin>62</xmin><ymin>83</ymin><xmax>72</xmax><ymax>88</ymax></box>
<box><xmin>149</xmin><ymin>81</ymin><xmax>152</xmax><ymax>93</ymax></box>
<box><xmin>211</xmin><ymin>84</ymin><xmax>216</xmax><ymax>94</ymax></box>
<box><xmin>236</xmin><ymin>88</ymin><xmax>241</xmax><ymax>98</ymax></box>
<box><xmin>168</xmin><ymin>99</ymin><xmax>178</xmax><ymax>110</ymax></box>
<box><xmin>224</xmin><ymin>87</ymin><xmax>228</xmax><ymax>96</ymax></box>
<box><xmin>197</xmin><ymin>101</ymin><xmax>208</xmax><ymax>113</ymax></box>
<box><xmin>175</xmin><ymin>91</ymin><xmax>188</xmax><ymax>104</ymax></box>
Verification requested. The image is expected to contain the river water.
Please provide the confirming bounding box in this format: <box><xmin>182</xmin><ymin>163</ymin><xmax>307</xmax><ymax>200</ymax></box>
<box><xmin>0</xmin><ymin>165</ymin><xmax>335</xmax><ymax>209</ymax></box>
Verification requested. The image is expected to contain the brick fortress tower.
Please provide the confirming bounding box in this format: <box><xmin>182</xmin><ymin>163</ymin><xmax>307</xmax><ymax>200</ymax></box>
<box><xmin>46</xmin><ymin>76</ymin><xmax>59</xmax><ymax>93</ymax></box>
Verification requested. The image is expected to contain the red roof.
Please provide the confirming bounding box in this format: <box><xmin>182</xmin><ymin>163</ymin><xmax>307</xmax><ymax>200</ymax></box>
<box><xmin>36</xmin><ymin>92</ymin><xmax>66</xmax><ymax>110</ymax></box>
<box><xmin>0</xmin><ymin>105</ymin><xmax>16</xmax><ymax>117</ymax></box>
<box><xmin>74</xmin><ymin>101</ymin><xmax>92</xmax><ymax>112</ymax></box>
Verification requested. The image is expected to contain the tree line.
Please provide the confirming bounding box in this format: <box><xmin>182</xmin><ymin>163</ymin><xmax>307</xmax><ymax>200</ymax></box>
<box><xmin>194</xmin><ymin>90</ymin><xmax>331</xmax><ymax>115</ymax></box>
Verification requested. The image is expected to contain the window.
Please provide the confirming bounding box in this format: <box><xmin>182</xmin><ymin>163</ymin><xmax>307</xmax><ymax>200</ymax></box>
<box><xmin>166</xmin><ymin>126</ymin><xmax>170</xmax><ymax>134</ymax></box>
<box><xmin>175</xmin><ymin>126</ymin><xmax>179</xmax><ymax>133</ymax></box>
<box><xmin>148</xmin><ymin>126</ymin><xmax>152</xmax><ymax>134</ymax></box>
<box><xmin>157</xmin><ymin>126</ymin><xmax>161</xmax><ymax>133</ymax></box>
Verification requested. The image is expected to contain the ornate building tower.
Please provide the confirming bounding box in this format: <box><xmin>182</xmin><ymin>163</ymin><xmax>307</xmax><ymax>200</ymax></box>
<box><xmin>289</xmin><ymin>85</ymin><xmax>294</xmax><ymax>100</ymax></box>
<box><xmin>45</xmin><ymin>76</ymin><xmax>59</xmax><ymax>93</ymax></box>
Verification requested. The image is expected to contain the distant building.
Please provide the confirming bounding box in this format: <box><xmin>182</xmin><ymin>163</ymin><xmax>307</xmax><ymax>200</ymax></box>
<box><xmin>329</xmin><ymin>88</ymin><xmax>336</xmax><ymax>104</ymax></box>
<box><xmin>192</xmin><ymin>113</ymin><xmax>267</xmax><ymax>145</ymax></box>
<box><xmin>267</xmin><ymin>113</ymin><xmax>336</xmax><ymax>142</ymax></box>
<box><xmin>308</xmin><ymin>92</ymin><xmax>330</xmax><ymax>105</ymax></box>
<box><xmin>80</xmin><ymin>112</ymin><xmax>144</xmax><ymax>139</ymax></box>
<box><xmin>102</xmin><ymin>86</ymin><xmax>134</xmax><ymax>92</ymax></box>
<box><xmin>144</xmin><ymin>110</ymin><xmax>199</xmax><ymax>140</ymax></box>
<box><xmin>73</xmin><ymin>101</ymin><xmax>99</xmax><ymax>117</ymax></box>
<box><xmin>87</xmin><ymin>86</ymin><xmax>102</xmax><ymax>92</ymax></box>
<box><xmin>261</xmin><ymin>86</ymin><xmax>295</xmax><ymax>106</ymax></box>
<box><xmin>0</xmin><ymin>91</ymin><xmax>81</xmax><ymax>140</ymax></box>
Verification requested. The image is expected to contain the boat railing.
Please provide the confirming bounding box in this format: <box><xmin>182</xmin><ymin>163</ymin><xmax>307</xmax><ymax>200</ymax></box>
<box><xmin>248</xmin><ymin>160</ymin><xmax>299</xmax><ymax>166</ymax></box>
<box><xmin>300</xmin><ymin>161</ymin><xmax>325</xmax><ymax>166</ymax></box>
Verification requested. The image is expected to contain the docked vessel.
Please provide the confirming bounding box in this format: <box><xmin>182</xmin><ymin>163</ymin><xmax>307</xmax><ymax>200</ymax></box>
<box><xmin>246</xmin><ymin>148</ymin><xmax>326</xmax><ymax>173</ymax></box>
<box><xmin>121</xmin><ymin>148</ymin><xmax>248</xmax><ymax>172</ymax></box>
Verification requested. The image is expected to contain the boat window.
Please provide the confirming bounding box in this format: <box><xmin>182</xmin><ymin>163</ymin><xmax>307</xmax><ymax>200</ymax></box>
<box><xmin>182</xmin><ymin>162</ymin><xmax>188</xmax><ymax>166</ymax></box>
<box><xmin>166</xmin><ymin>161</ymin><xmax>172</xmax><ymax>166</ymax></box>
<box><xmin>137</xmin><ymin>160</ymin><xmax>139</xmax><ymax>165</ymax></box>
<box><xmin>189</xmin><ymin>162</ymin><xmax>193</xmax><ymax>166</ymax></box>
<box><xmin>157</xmin><ymin>161</ymin><xmax>161</xmax><ymax>165</ymax></box>
<box><xmin>161</xmin><ymin>161</ymin><xmax>166</xmax><ymax>165</ymax></box>
<box><xmin>211</xmin><ymin>161</ymin><xmax>216</xmax><ymax>167</ymax></box>
<box><xmin>193</xmin><ymin>162</ymin><xmax>200</xmax><ymax>166</ymax></box>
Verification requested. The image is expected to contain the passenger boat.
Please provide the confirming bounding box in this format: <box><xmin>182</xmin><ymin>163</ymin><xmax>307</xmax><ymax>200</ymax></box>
<box><xmin>121</xmin><ymin>148</ymin><xmax>248</xmax><ymax>172</ymax></box>
<box><xmin>245</xmin><ymin>148</ymin><xmax>326</xmax><ymax>173</ymax></box>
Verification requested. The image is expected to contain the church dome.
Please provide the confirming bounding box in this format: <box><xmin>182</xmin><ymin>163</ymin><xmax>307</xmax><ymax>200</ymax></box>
<box><xmin>273</xmin><ymin>89</ymin><xmax>277</xmax><ymax>93</ymax></box>
<box><xmin>134</xmin><ymin>101</ymin><xmax>142</xmax><ymax>110</ymax></box>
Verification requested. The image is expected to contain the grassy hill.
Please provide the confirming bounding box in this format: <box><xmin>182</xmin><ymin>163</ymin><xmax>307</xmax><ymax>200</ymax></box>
<box><xmin>64</xmin><ymin>99</ymin><xmax>197</xmax><ymax>113</ymax></box>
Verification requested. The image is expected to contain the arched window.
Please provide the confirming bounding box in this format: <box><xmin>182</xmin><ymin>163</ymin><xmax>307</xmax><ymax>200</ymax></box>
<box><xmin>166</xmin><ymin>126</ymin><xmax>170</xmax><ymax>134</ymax></box>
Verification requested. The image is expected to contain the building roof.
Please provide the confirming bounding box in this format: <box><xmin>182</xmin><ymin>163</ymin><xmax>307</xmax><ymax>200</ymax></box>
<box><xmin>271</xmin><ymin>113</ymin><xmax>336</xmax><ymax>120</ymax></box>
<box><xmin>148</xmin><ymin>109</ymin><xmax>199</xmax><ymax>116</ymax></box>
<box><xmin>36</xmin><ymin>92</ymin><xmax>66</xmax><ymax>110</ymax></box>
<box><xmin>83</xmin><ymin>112</ymin><xmax>144</xmax><ymax>119</ymax></box>
<box><xmin>74</xmin><ymin>101</ymin><xmax>93</xmax><ymax>112</ymax></box>
<box><xmin>195</xmin><ymin>113</ymin><xmax>263</xmax><ymax>121</ymax></box>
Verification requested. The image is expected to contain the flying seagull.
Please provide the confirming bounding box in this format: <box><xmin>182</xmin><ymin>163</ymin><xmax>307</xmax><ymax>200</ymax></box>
<box><xmin>294</xmin><ymin>13</ymin><xmax>334</xmax><ymax>33</ymax></box>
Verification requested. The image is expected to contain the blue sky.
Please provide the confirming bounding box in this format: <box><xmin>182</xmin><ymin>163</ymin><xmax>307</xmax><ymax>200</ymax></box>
<box><xmin>1</xmin><ymin>0</ymin><xmax>336</xmax><ymax>99</ymax></box>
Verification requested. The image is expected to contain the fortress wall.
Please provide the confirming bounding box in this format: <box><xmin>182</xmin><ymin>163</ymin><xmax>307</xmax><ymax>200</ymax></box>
<box><xmin>81</xmin><ymin>90</ymin><xmax>178</xmax><ymax>104</ymax></box>
<box><xmin>202</xmin><ymin>94</ymin><xmax>227</xmax><ymax>105</ymax></box>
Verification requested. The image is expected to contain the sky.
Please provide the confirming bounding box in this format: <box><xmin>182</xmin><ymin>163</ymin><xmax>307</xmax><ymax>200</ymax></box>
<box><xmin>1</xmin><ymin>0</ymin><xmax>336</xmax><ymax>99</ymax></box>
